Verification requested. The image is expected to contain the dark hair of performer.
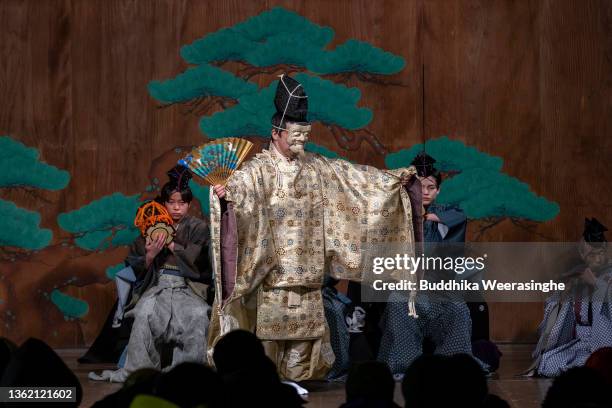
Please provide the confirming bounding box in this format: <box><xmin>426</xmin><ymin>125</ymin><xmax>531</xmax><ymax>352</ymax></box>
<box><xmin>160</xmin><ymin>180</ymin><xmax>193</xmax><ymax>204</ymax></box>
<box><xmin>159</xmin><ymin>165</ymin><xmax>193</xmax><ymax>223</ymax></box>
<box><xmin>411</xmin><ymin>151</ymin><xmax>442</xmax><ymax>207</ymax></box>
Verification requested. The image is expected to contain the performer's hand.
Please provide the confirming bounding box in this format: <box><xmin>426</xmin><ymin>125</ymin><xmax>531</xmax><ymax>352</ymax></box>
<box><xmin>424</xmin><ymin>213</ymin><xmax>441</xmax><ymax>223</ymax></box>
<box><xmin>400</xmin><ymin>173</ymin><xmax>412</xmax><ymax>186</ymax></box>
<box><xmin>213</xmin><ymin>184</ymin><xmax>226</xmax><ymax>199</ymax></box>
<box><xmin>145</xmin><ymin>234</ymin><xmax>165</xmax><ymax>266</ymax></box>
<box><xmin>167</xmin><ymin>241</ymin><xmax>175</xmax><ymax>252</ymax></box>
<box><xmin>580</xmin><ymin>267</ymin><xmax>597</xmax><ymax>286</ymax></box>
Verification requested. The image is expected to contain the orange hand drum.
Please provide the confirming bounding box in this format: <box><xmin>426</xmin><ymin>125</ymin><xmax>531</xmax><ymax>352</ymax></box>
<box><xmin>134</xmin><ymin>201</ymin><xmax>175</xmax><ymax>246</ymax></box>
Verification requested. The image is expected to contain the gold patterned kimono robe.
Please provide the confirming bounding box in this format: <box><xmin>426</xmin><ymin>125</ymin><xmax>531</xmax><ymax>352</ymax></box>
<box><xmin>208</xmin><ymin>144</ymin><xmax>417</xmax><ymax>381</ymax></box>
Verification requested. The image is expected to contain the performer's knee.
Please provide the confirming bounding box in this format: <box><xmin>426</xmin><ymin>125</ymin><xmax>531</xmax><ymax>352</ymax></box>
<box><xmin>133</xmin><ymin>298</ymin><xmax>156</xmax><ymax>322</ymax></box>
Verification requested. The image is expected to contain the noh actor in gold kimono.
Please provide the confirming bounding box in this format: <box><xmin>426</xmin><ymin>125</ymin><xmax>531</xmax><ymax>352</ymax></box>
<box><xmin>208</xmin><ymin>75</ymin><xmax>423</xmax><ymax>381</ymax></box>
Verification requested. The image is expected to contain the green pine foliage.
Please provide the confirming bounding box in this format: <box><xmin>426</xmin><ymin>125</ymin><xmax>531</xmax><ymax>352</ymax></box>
<box><xmin>296</xmin><ymin>73</ymin><xmax>372</xmax><ymax>130</ymax></box>
<box><xmin>200</xmin><ymin>84</ymin><xmax>275</xmax><ymax>138</ymax></box>
<box><xmin>111</xmin><ymin>227</ymin><xmax>141</xmax><ymax>247</ymax></box>
<box><xmin>180</xmin><ymin>28</ymin><xmax>256</xmax><ymax>64</ymax></box>
<box><xmin>232</xmin><ymin>7</ymin><xmax>333</xmax><ymax>45</ymax></box>
<box><xmin>0</xmin><ymin>136</ymin><xmax>70</xmax><ymax>190</ymax></box>
<box><xmin>0</xmin><ymin>199</ymin><xmax>52</xmax><ymax>249</ymax></box>
<box><xmin>245</xmin><ymin>33</ymin><xmax>326</xmax><ymax>68</ymax></box>
<box><xmin>0</xmin><ymin>136</ymin><xmax>70</xmax><ymax>250</ymax></box>
<box><xmin>150</xmin><ymin>7</ymin><xmax>404</xmax><ymax>140</ymax></box>
<box><xmin>57</xmin><ymin>193</ymin><xmax>142</xmax><ymax>251</ymax></box>
<box><xmin>309</xmin><ymin>40</ymin><xmax>405</xmax><ymax>74</ymax></box>
<box><xmin>440</xmin><ymin>169</ymin><xmax>559</xmax><ymax>221</ymax></box>
<box><xmin>50</xmin><ymin>289</ymin><xmax>89</xmax><ymax>319</ymax></box>
<box><xmin>385</xmin><ymin>136</ymin><xmax>503</xmax><ymax>172</ymax></box>
<box><xmin>148</xmin><ymin>64</ymin><xmax>258</xmax><ymax>104</ymax></box>
<box><xmin>385</xmin><ymin>137</ymin><xmax>559</xmax><ymax>221</ymax></box>
<box><xmin>178</xmin><ymin>7</ymin><xmax>402</xmax><ymax>75</ymax></box>
<box><xmin>180</xmin><ymin>8</ymin><xmax>333</xmax><ymax>65</ymax></box>
<box><xmin>201</xmin><ymin>75</ymin><xmax>372</xmax><ymax>138</ymax></box>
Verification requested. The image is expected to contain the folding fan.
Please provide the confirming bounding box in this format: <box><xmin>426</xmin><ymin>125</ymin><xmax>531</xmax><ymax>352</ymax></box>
<box><xmin>179</xmin><ymin>138</ymin><xmax>254</xmax><ymax>186</ymax></box>
<box><xmin>134</xmin><ymin>201</ymin><xmax>175</xmax><ymax>246</ymax></box>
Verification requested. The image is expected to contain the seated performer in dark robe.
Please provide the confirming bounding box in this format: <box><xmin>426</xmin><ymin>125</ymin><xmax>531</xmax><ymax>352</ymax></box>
<box><xmin>79</xmin><ymin>238</ymin><xmax>212</xmax><ymax>366</ymax></box>
<box><xmin>89</xmin><ymin>166</ymin><xmax>212</xmax><ymax>382</ymax></box>
<box><xmin>527</xmin><ymin>218</ymin><xmax>612</xmax><ymax>377</ymax></box>
<box><xmin>377</xmin><ymin>152</ymin><xmax>489</xmax><ymax>376</ymax></box>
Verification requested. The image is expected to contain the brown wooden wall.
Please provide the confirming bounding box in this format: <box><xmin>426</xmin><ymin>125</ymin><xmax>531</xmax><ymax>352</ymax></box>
<box><xmin>0</xmin><ymin>0</ymin><xmax>611</xmax><ymax>347</ymax></box>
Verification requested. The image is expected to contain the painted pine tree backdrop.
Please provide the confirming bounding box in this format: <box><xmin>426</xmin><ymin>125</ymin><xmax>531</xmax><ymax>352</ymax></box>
<box><xmin>0</xmin><ymin>1</ymin><xmax>610</xmax><ymax>347</ymax></box>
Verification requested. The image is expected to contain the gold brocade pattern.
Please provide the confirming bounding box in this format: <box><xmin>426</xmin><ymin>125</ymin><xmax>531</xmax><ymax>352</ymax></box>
<box><xmin>256</xmin><ymin>287</ymin><xmax>326</xmax><ymax>340</ymax></box>
<box><xmin>207</xmin><ymin>148</ymin><xmax>416</xmax><ymax>378</ymax></box>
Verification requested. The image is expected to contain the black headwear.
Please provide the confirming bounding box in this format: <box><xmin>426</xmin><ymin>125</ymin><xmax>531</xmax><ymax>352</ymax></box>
<box><xmin>167</xmin><ymin>165</ymin><xmax>192</xmax><ymax>190</ymax></box>
<box><xmin>584</xmin><ymin>218</ymin><xmax>608</xmax><ymax>243</ymax></box>
<box><xmin>411</xmin><ymin>151</ymin><xmax>437</xmax><ymax>178</ymax></box>
<box><xmin>272</xmin><ymin>74</ymin><xmax>309</xmax><ymax>130</ymax></box>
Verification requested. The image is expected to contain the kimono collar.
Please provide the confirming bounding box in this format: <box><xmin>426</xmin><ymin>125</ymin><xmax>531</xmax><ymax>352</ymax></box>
<box><xmin>268</xmin><ymin>141</ymin><xmax>308</xmax><ymax>188</ymax></box>
<box><xmin>174</xmin><ymin>215</ymin><xmax>190</xmax><ymax>231</ymax></box>
<box><xmin>270</xmin><ymin>141</ymin><xmax>298</xmax><ymax>163</ymax></box>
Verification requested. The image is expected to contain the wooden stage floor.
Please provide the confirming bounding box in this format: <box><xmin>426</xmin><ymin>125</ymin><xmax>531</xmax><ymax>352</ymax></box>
<box><xmin>61</xmin><ymin>344</ymin><xmax>551</xmax><ymax>407</ymax></box>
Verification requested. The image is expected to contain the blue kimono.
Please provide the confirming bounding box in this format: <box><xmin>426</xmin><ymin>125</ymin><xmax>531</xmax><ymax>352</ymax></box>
<box><xmin>530</xmin><ymin>265</ymin><xmax>612</xmax><ymax>377</ymax></box>
<box><xmin>323</xmin><ymin>286</ymin><xmax>351</xmax><ymax>380</ymax></box>
<box><xmin>377</xmin><ymin>203</ymin><xmax>488</xmax><ymax>375</ymax></box>
<box><xmin>423</xmin><ymin>203</ymin><xmax>467</xmax><ymax>243</ymax></box>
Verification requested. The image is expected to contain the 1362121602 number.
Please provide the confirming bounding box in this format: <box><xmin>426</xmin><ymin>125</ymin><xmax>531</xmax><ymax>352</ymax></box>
<box><xmin>0</xmin><ymin>387</ymin><xmax>75</xmax><ymax>402</ymax></box>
